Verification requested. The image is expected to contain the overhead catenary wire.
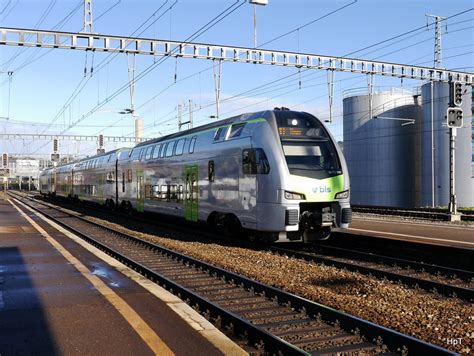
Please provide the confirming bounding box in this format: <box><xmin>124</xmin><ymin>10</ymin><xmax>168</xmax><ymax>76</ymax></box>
<box><xmin>6</xmin><ymin>2</ymin><xmax>470</xmax><ymax>155</ymax></box>
<box><xmin>1</xmin><ymin>0</ymin><xmax>58</xmax><ymax>68</ymax></box>
<box><xmin>3</xmin><ymin>1</ymin><xmax>83</xmax><ymax>75</ymax></box>
<box><xmin>128</xmin><ymin>29</ymin><xmax>472</xmax><ymax>139</ymax></box>
<box><xmin>117</xmin><ymin>8</ymin><xmax>474</xmax><ymax>139</ymax></box>
<box><xmin>0</xmin><ymin>0</ymin><xmax>18</xmax><ymax>22</ymax></box>
<box><xmin>132</xmin><ymin>30</ymin><xmax>472</xmax><ymax>140</ymax></box>
<box><xmin>57</xmin><ymin>0</ymin><xmax>248</xmax><ymax>152</ymax></box>
<box><xmin>7</xmin><ymin>0</ymin><xmax>118</xmax><ymax>74</ymax></box>
<box><xmin>258</xmin><ymin>0</ymin><xmax>358</xmax><ymax>48</ymax></box>
<box><xmin>58</xmin><ymin>0</ymin><xmax>247</xmax><ymax>136</ymax></box>
<box><xmin>0</xmin><ymin>0</ymin><xmax>12</xmax><ymax>15</ymax></box>
<box><xmin>37</xmin><ymin>0</ymin><xmax>177</xmax><ymax>137</ymax></box>
<box><xmin>43</xmin><ymin>18</ymin><xmax>474</xmax><ymax>150</ymax></box>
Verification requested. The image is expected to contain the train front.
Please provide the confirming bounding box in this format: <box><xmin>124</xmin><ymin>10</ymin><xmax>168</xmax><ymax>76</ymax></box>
<box><xmin>269</xmin><ymin>109</ymin><xmax>352</xmax><ymax>242</ymax></box>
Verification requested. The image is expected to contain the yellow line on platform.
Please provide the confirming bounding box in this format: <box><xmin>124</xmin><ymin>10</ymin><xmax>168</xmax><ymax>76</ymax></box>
<box><xmin>8</xmin><ymin>198</ymin><xmax>174</xmax><ymax>356</ymax></box>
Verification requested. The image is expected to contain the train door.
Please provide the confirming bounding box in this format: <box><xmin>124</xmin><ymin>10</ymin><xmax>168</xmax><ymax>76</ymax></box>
<box><xmin>99</xmin><ymin>172</ymin><xmax>105</xmax><ymax>204</ymax></box>
<box><xmin>52</xmin><ymin>171</ymin><xmax>56</xmax><ymax>195</ymax></box>
<box><xmin>184</xmin><ymin>165</ymin><xmax>198</xmax><ymax>221</ymax></box>
<box><xmin>136</xmin><ymin>171</ymin><xmax>145</xmax><ymax>212</ymax></box>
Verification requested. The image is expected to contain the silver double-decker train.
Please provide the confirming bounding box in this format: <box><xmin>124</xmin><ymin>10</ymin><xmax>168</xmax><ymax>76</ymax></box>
<box><xmin>39</xmin><ymin>109</ymin><xmax>352</xmax><ymax>242</ymax></box>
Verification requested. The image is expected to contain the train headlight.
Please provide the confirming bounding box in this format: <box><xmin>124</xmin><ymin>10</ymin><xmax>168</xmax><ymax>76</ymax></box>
<box><xmin>284</xmin><ymin>191</ymin><xmax>306</xmax><ymax>200</ymax></box>
<box><xmin>335</xmin><ymin>190</ymin><xmax>349</xmax><ymax>199</ymax></box>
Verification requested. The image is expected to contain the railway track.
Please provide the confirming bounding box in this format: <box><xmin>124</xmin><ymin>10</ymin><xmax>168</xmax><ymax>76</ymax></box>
<box><xmin>16</xmin><ymin>192</ymin><xmax>473</xmax><ymax>302</ymax></box>
<box><xmin>9</xmin><ymin>192</ymin><xmax>454</xmax><ymax>355</ymax></box>
<box><xmin>352</xmin><ymin>205</ymin><xmax>474</xmax><ymax>222</ymax></box>
<box><xmin>268</xmin><ymin>244</ymin><xmax>473</xmax><ymax>302</ymax></box>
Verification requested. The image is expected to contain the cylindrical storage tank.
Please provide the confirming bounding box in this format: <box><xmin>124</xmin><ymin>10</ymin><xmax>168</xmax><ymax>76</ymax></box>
<box><xmin>343</xmin><ymin>88</ymin><xmax>422</xmax><ymax>207</ymax></box>
<box><xmin>420</xmin><ymin>82</ymin><xmax>473</xmax><ymax>207</ymax></box>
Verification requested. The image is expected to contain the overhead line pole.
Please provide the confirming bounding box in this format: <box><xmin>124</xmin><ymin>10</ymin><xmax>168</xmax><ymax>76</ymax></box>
<box><xmin>83</xmin><ymin>0</ymin><xmax>93</xmax><ymax>33</ymax></box>
<box><xmin>426</xmin><ymin>14</ymin><xmax>448</xmax><ymax>208</ymax></box>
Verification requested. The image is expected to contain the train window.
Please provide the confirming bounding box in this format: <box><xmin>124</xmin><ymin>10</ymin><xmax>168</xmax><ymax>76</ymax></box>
<box><xmin>138</xmin><ymin>148</ymin><xmax>145</xmax><ymax>161</ymax></box>
<box><xmin>161</xmin><ymin>143</ymin><xmax>168</xmax><ymax>158</ymax></box>
<box><xmin>242</xmin><ymin>148</ymin><xmax>270</xmax><ymax>174</ymax></box>
<box><xmin>175</xmin><ymin>139</ymin><xmax>185</xmax><ymax>156</ymax></box>
<box><xmin>160</xmin><ymin>185</ymin><xmax>168</xmax><ymax>200</ymax></box>
<box><xmin>208</xmin><ymin>160</ymin><xmax>215</xmax><ymax>182</ymax></box>
<box><xmin>122</xmin><ymin>172</ymin><xmax>126</xmax><ymax>192</ymax></box>
<box><xmin>152</xmin><ymin>144</ymin><xmax>161</xmax><ymax>159</ymax></box>
<box><xmin>145</xmin><ymin>146</ymin><xmax>153</xmax><ymax>160</ymax></box>
<box><xmin>165</xmin><ymin>141</ymin><xmax>176</xmax><ymax>157</ymax></box>
<box><xmin>214</xmin><ymin>127</ymin><xmax>225</xmax><ymax>141</ymax></box>
<box><xmin>106</xmin><ymin>171</ymin><xmax>115</xmax><ymax>183</ymax></box>
<box><xmin>169</xmin><ymin>185</ymin><xmax>178</xmax><ymax>201</ymax></box>
<box><xmin>228</xmin><ymin>123</ymin><xmax>246</xmax><ymax>139</ymax></box>
<box><xmin>188</xmin><ymin>136</ymin><xmax>197</xmax><ymax>153</ymax></box>
<box><xmin>127</xmin><ymin>169</ymin><xmax>132</xmax><ymax>182</ymax></box>
<box><xmin>178</xmin><ymin>185</ymin><xmax>184</xmax><ymax>202</ymax></box>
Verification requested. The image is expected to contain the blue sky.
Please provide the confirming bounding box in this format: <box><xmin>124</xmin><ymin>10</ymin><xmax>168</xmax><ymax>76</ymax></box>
<box><xmin>0</xmin><ymin>0</ymin><xmax>473</xmax><ymax>157</ymax></box>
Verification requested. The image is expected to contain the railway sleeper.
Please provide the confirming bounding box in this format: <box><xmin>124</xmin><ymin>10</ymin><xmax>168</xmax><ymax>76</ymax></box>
<box><xmin>313</xmin><ymin>341</ymin><xmax>378</xmax><ymax>355</ymax></box>
<box><xmin>257</xmin><ymin>317</ymin><xmax>316</xmax><ymax>328</ymax></box>
<box><xmin>272</xmin><ymin>324</ymin><xmax>334</xmax><ymax>338</ymax></box>
<box><xmin>226</xmin><ymin>303</ymin><xmax>283</xmax><ymax>314</ymax></box>
<box><xmin>172</xmin><ymin>275</ymin><xmax>219</xmax><ymax>283</ymax></box>
<box><xmin>289</xmin><ymin>332</ymin><xmax>358</xmax><ymax>346</ymax></box>
<box><xmin>227</xmin><ymin>301</ymin><xmax>278</xmax><ymax>313</ymax></box>
<box><xmin>242</xmin><ymin>309</ymin><xmax>302</xmax><ymax>321</ymax></box>
<box><xmin>183</xmin><ymin>281</ymin><xmax>230</xmax><ymax>290</ymax></box>
<box><xmin>185</xmin><ymin>282</ymin><xmax>236</xmax><ymax>291</ymax></box>
<box><xmin>207</xmin><ymin>292</ymin><xmax>260</xmax><ymax>302</ymax></box>
<box><xmin>216</xmin><ymin>296</ymin><xmax>271</xmax><ymax>306</ymax></box>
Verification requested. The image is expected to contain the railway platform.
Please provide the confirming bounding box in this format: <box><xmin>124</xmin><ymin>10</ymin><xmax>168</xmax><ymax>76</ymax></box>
<box><xmin>0</xmin><ymin>194</ymin><xmax>245</xmax><ymax>355</ymax></box>
<box><xmin>348</xmin><ymin>216</ymin><xmax>474</xmax><ymax>249</ymax></box>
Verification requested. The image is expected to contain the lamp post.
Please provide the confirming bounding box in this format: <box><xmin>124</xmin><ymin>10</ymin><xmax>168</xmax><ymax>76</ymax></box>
<box><xmin>249</xmin><ymin>0</ymin><xmax>268</xmax><ymax>48</ymax></box>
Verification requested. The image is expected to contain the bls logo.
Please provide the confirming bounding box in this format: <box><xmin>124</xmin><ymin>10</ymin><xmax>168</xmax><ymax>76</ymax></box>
<box><xmin>312</xmin><ymin>186</ymin><xmax>331</xmax><ymax>193</ymax></box>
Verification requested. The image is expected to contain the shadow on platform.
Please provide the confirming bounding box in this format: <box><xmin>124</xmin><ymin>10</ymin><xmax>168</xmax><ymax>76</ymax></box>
<box><xmin>0</xmin><ymin>247</ymin><xmax>58</xmax><ymax>355</ymax></box>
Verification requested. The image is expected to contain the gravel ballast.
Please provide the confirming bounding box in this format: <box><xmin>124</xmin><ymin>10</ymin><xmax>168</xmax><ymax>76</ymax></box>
<box><xmin>78</xmin><ymin>211</ymin><xmax>472</xmax><ymax>354</ymax></box>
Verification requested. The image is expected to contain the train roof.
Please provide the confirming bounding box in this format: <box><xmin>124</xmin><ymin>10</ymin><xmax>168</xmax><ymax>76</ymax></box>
<box><xmin>52</xmin><ymin>148</ymin><xmax>124</xmax><ymax>169</ymax></box>
<box><xmin>134</xmin><ymin>111</ymin><xmax>263</xmax><ymax>148</ymax></box>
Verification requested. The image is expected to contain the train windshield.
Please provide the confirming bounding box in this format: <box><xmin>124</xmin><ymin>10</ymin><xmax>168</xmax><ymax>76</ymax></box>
<box><xmin>276</xmin><ymin>111</ymin><xmax>341</xmax><ymax>179</ymax></box>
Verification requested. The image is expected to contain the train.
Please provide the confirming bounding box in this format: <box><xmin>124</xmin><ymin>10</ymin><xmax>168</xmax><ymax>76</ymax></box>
<box><xmin>39</xmin><ymin>108</ymin><xmax>352</xmax><ymax>242</ymax></box>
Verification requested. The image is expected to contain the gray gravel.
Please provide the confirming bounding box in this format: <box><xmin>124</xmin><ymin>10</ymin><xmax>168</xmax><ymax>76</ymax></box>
<box><xmin>81</xmin><ymin>215</ymin><xmax>473</xmax><ymax>354</ymax></box>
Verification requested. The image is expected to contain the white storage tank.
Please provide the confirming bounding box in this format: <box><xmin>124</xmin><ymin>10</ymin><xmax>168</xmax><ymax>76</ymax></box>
<box><xmin>343</xmin><ymin>88</ymin><xmax>422</xmax><ymax>207</ymax></box>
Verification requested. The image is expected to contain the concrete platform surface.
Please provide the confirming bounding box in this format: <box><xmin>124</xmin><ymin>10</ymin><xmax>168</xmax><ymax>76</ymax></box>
<box><xmin>0</xmin><ymin>196</ymin><xmax>246</xmax><ymax>356</ymax></box>
<box><xmin>349</xmin><ymin>217</ymin><xmax>474</xmax><ymax>249</ymax></box>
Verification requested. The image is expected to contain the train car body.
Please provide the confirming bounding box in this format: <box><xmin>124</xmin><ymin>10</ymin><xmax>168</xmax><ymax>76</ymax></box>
<box><xmin>55</xmin><ymin>163</ymin><xmax>75</xmax><ymax>198</ymax></box>
<box><xmin>72</xmin><ymin>149</ymin><xmax>121</xmax><ymax>205</ymax></box>
<box><xmin>39</xmin><ymin>167</ymin><xmax>55</xmax><ymax>195</ymax></box>
<box><xmin>38</xmin><ymin>109</ymin><xmax>351</xmax><ymax>243</ymax></box>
